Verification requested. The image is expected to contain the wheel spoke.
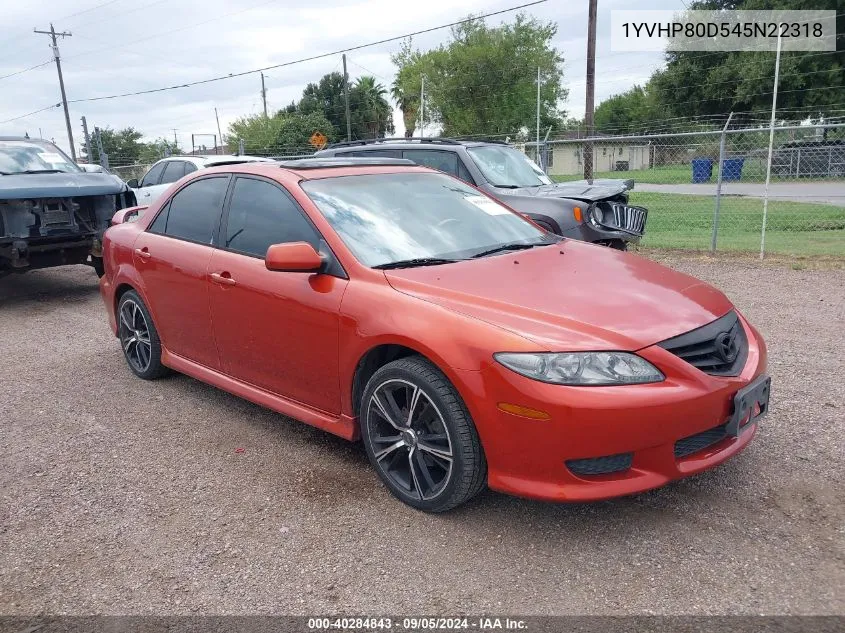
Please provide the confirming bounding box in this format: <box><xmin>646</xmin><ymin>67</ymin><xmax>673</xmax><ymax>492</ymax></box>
<box><xmin>413</xmin><ymin>450</ymin><xmax>437</xmax><ymax>493</ymax></box>
<box><xmin>407</xmin><ymin>450</ymin><xmax>422</xmax><ymax>499</ymax></box>
<box><xmin>374</xmin><ymin>439</ymin><xmax>405</xmax><ymax>462</ymax></box>
<box><xmin>406</xmin><ymin>386</ymin><xmax>421</xmax><ymax>427</ymax></box>
<box><xmin>381</xmin><ymin>388</ymin><xmax>406</xmax><ymax>427</ymax></box>
<box><xmin>123</xmin><ymin>337</ymin><xmax>136</xmax><ymax>352</ymax></box>
<box><xmin>119</xmin><ymin>306</ymin><xmax>132</xmax><ymax>331</ymax></box>
<box><xmin>371</xmin><ymin>393</ymin><xmax>402</xmax><ymax>430</ymax></box>
<box><xmin>418</xmin><ymin>441</ymin><xmax>452</xmax><ymax>463</ymax></box>
<box><xmin>419</xmin><ymin>432</ymin><xmax>448</xmax><ymax>442</ymax></box>
<box><xmin>372</xmin><ymin>433</ymin><xmax>402</xmax><ymax>445</ymax></box>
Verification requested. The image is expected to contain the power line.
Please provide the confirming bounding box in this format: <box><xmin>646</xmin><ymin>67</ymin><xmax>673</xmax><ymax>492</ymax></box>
<box><xmin>0</xmin><ymin>59</ymin><xmax>53</xmax><ymax>81</ymax></box>
<box><xmin>0</xmin><ymin>103</ymin><xmax>60</xmax><ymax>125</ymax></box>
<box><xmin>66</xmin><ymin>0</ymin><xmax>548</xmax><ymax>104</ymax></box>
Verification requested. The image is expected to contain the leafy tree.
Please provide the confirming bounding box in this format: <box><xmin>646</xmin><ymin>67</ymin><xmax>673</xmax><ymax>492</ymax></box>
<box><xmin>648</xmin><ymin>0</ymin><xmax>844</xmax><ymax>123</ymax></box>
<box><xmin>138</xmin><ymin>138</ymin><xmax>181</xmax><ymax>163</ymax></box>
<box><xmin>227</xmin><ymin>110</ymin><xmax>335</xmax><ymax>155</ymax></box>
<box><xmin>594</xmin><ymin>84</ymin><xmax>670</xmax><ymax>134</ymax></box>
<box><xmin>391</xmin><ymin>39</ymin><xmax>424</xmax><ymax>137</ymax></box>
<box><xmin>81</xmin><ymin>126</ymin><xmax>144</xmax><ymax>165</ymax></box>
<box><xmin>298</xmin><ymin>72</ymin><xmax>349</xmax><ymax>139</ymax></box>
<box><xmin>391</xmin><ymin>13</ymin><xmax>566</xmax><ymax>138</ymax></box>
<box><xmin>350</xmin><ymin>76</ymin><xmax>395</xmax><ymax>138</ymax></box>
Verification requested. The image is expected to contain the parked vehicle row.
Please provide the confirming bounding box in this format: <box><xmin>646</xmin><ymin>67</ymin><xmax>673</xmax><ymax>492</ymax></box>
<box><xmin>100</xmin><ymin>157</ymin><xmax>768</xmax><ymax>512</ymax></box>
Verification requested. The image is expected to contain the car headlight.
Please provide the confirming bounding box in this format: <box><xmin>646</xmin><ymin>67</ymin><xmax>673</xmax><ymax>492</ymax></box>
<box><xmin>494</xmin><ymin>352</ymin><xmax>664</xmax><ymax>385</ymax></box>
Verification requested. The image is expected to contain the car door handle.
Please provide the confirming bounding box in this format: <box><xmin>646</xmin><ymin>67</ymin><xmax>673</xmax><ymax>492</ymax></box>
<box><xmin>210</xmin><ymin>272</ymin><xmax>237</xmax><ymax>286</ymax></box>
<box><xmin>142</xmin><ymin>191</ymin><xmax>150</xmax><ymax>197</ymax></box>
<box><xmin>134</xmin><ymin>248</ymin><xmax>151</xmax><ymax>261</ymax></box>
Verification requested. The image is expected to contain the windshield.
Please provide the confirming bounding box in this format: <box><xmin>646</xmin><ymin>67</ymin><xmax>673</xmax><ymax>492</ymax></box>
<box><xmin>0</xmin><ymin>140</ymin><xmax>80</xmax><ymax>174</ymax></box>
<box><xmin>301</xmin><ymin>172</ymin><xmax>554</xmax><ymax>268</ymax></box>
<box><xmin>467</xmin><ymin>145</ymin><xmax>552</xmax><ymax>187</ymax></box>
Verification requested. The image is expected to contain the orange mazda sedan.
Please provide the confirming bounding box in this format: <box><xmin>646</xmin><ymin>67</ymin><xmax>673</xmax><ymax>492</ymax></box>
<box><xmin>100</xmin><ymin>158</ymin><xmax>770</xmax><ymax>512</ymax></box>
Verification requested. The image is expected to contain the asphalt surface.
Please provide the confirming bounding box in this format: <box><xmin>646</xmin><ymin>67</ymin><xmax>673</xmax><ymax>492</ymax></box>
<box><xmin>1</xmin><ymin>257</ymin><xmax>843</xmax><ymax>615</ymax></box>
<box><xmin>636</xmin><ymin>182</ymin><xmax>845</xmax><ymax>205</ymax></box>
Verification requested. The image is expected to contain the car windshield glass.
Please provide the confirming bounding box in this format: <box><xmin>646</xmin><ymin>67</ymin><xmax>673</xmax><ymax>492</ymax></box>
<box><xmin>301</xmin><ymin>172</ymin><xmax>555</xmax><ymax>268</ymax></box>
<box><xmin>0</xmin><ymin>140</ymin><xmax>80</xmax><ymax>174</ymax></box>
<box><xmin>467</xmin><ymin>145</ymin><xmax>552</xmax><ymax>187</ymax></box>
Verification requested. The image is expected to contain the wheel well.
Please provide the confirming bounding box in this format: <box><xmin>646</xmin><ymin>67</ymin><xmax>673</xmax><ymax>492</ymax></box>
<box><xmin>351</xmin><ymin>344</ymin><xmax>420</xmax><ymax>416</ymax></box>
<box><xmin>114</xmin><ymin>283</ymin><xmax>135</xmax><ymax>316</ymax></box>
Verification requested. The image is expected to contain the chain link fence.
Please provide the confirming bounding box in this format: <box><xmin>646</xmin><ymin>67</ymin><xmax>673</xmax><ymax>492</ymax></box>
<box><xmin>528</xmin><ymin>123</ymin><xmax>845</xmax><ymax>257</ymax></box>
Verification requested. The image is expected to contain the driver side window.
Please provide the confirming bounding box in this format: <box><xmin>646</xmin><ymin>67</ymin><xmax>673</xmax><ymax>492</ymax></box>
<box><xmin>140</xmin><ymin>162</ymin><xmax>166</xmax><ymax>187</ymax></box>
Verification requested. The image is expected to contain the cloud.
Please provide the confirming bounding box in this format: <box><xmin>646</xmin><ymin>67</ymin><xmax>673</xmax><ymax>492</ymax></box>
<box><xmin>0</xmin><ymin>0</ymin><xmax>684</xmax><ymax>155</ymax></box>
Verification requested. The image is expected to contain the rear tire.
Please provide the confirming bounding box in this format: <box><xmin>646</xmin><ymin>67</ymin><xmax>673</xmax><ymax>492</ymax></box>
<box><xmin>116</xmin><ymin>290</ymin><xmax>169</xmax><ymax>380</ymax></box>
<box><xmin>360</xmin><ymin>356</ymin><xmax>487</xmax><ymax>512</ymax></box>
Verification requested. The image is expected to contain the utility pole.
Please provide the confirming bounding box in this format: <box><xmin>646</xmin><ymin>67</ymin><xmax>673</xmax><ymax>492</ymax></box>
<box><xmin>93</xmin><ymin>127</ymin><xmax>108</xmax><ymax>169</ymax></box>
<box><xmin>80</xmin><ymin>116</ymin><xmax>93</xmax><ymax>163</ymax></box>
<box><xmin>583</xmin><ymin>0</ymin><xmax>597</xmax><ymax>180</ymax></box>
<box><xmin>536</xmin><ymin>66</ymin><xmax>541</xmax><ymax>169</ymax></box>
<box><xmin>214</xmin><ymin>108</ymin><xmax>223</xmax><ymax>154</ymax></box>
<box><xmin>260</xmin><ymin>72</ymin><xmax>268</xmax><ymax>117</ymax></box>
<box><xmin>34</xmin><ymin>24</ymin><xmax>76</xmax><ymax>161</ymax></box>
<box><xmin>342</xmin><ymin>54</ymin><xmax>352</xmax><ymax>141</ymax></box>
<box><xmin>419</xmin><ymin>75</ymin><xmax>426</xmax><ymax>138</ymax></box>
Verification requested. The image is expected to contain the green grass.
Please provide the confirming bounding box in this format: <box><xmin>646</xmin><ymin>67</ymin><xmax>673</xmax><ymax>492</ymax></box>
<box><xmin>630</xmin><ymin>192</ymin><xmax>845</xmax><ymax>256</ymax></box>
<box><xmin>552</xmin><ymin>163</ymin><xmax>837</xmax><ymax>185</ymax></box>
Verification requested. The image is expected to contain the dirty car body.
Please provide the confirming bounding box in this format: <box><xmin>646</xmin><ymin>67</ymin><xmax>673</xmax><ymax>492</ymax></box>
<box><xmin>0</xmin><ymin>137</ymin><xmax>133</xmax><ymax>276</ymax></box>
<box><xmin>316</xmin><ymin>139</ymin><xmax>646</xmax><ymax>249</ymax></box>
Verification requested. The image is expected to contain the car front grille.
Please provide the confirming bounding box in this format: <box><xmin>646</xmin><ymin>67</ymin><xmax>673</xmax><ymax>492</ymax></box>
<box><xmin>658</xmin><ymin>311</ymin><xmax>749</xmax><ymax>377</ymax></box>
<box><xmin>674</xmin><ymin>423</ymin><xmax>728</xmax><ymax>459</ymax></box>
<box><xmin>566</xmin><ymin>452</ymin><xmax>633</xmax><ymax>476</ymax></box>
<box><xmin>596</xmin><ymin>202</ymin><xmax>647</xmax><ymax>235</ymax></box>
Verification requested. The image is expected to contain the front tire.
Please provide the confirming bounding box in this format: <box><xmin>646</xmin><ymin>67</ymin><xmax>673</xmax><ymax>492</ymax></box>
<box><xmin>360</xmin><ymin>356</ymin><xmax>487</xmax><ymax>512</ymax></box>
<box><xmin>117</xmin><ymin>290</ymin><xmax>169</xmax><ymax>380</ymax></box>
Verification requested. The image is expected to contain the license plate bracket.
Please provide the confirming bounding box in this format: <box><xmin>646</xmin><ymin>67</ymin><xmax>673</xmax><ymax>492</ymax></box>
<box><xmin>726</xmin><ymin>374</ymin><xmax>771</xmax><ymax>437</ymax></box>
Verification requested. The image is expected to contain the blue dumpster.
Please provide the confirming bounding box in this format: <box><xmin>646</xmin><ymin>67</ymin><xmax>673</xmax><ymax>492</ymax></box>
<box><xmin>691</xmin><ymin>158</ymin><xmax>714</xmax><ymax>183</ymax></box>
<box><xmin>721</xmin><ymin>157</ymin><xmax>745</xmax><ymax>181</ymax></box>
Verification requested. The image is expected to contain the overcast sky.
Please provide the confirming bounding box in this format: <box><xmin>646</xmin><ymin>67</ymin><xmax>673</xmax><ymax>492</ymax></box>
<box><xmin>0</xmin><ymin>0</ymin><xmax>686</xmax><ymax>154</ymax></box>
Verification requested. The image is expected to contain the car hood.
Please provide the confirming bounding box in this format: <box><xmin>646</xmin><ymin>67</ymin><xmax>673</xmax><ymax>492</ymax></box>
<box><xmin>0</xmin><ymin>171</ymin><xmax>127</xmax><ymax>200</ymax></box>
<box><xmin>384</xmin><ymin>240</ymin><xmax>733</xmax><ymax>352</ymax></box>
<box><xmin>494</xmin><ymin>179</ymin><xmax>632</xmax><ymax>202</ymax></box>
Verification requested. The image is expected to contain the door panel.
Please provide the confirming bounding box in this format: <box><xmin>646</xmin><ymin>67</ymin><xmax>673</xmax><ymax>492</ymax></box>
<box><xmin>132</xmin><ymin>232</ymin><xmax>219</xmax><ymax>369</ymax></box>
<box><xmin>208</xmin><ymin>249</ymin><xmax>347</xmax><ymax>413</ymax></box>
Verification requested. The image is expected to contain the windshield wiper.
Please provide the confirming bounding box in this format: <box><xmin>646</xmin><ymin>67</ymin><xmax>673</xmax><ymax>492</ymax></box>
<box><xmin>373</xmin><ymin>257</ymin><xmax>462</xmax><ymax>270</ymax></box>
<box><xmin>492</xmin><ymin>184</ymin><xmax>522</xmax><ymax>189</ymax></box>
<box><xmin>472</xmin><ymin>242</ymin><xmax>547</xmax><ymax>258</ymax></box>
<box><xmin>16</xmin><ymin>169</ymin><xmax>67</xmax><ymax>174</ymax></box>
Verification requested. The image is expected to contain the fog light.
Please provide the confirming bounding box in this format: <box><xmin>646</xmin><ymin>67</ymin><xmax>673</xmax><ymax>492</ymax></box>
<box><xmin>497</xmin><ymin>402</ymin><xmax>550</xmax><ymax>420</ymax></box>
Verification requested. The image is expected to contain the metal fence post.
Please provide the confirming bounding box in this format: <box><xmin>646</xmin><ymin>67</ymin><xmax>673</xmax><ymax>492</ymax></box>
<box><xmin>710</xmin><ymin>112</ymin><xmax>733</xmax><ymax>254</ymax></box>
<box><xmin>93</xmin><ymin>127</ymin><xmax>109</xmax><ymax>170</ymax></box>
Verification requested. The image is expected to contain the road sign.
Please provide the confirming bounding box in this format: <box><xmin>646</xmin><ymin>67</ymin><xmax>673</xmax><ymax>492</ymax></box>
<box><xmin>309</xmin><ymin>131</ymin><xmax>327</xmax><ymax>150</ymax></box>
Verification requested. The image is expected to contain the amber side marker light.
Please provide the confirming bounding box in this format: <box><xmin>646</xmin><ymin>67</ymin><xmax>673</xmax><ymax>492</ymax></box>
<box><xmin>573</xmin><ymin>206</ymin><xmax>582</xmax><ymax>222</ymax></box>
<box><xmin>497</xmin><ymin>402</ymin><xmax>551</xmax><ymax>420</ymax></box>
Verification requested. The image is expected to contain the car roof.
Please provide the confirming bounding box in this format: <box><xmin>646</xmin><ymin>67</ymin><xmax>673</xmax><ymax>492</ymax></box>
<box><xmin>157</xmin><ymin>154</ymin><xmax>273</xmax><ymax>166</ymax></box>
<box><xmin>319</xmin><ymin>137</ymin><xmax>507</xmax><ymax>152</ymax></box>
<box><xmin>201</xmin><ymin>159</ymin><xmax>432</xmax><ymax>182</ymax></box>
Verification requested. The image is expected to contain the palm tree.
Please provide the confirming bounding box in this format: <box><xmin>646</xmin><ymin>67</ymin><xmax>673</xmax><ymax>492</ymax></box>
<box><xmin>354</xmin><ymin>76</ymin><xmax>393</xmax><ymax>138</ymax></box>
<box><xmin>391</xmin><ymin>83</ymin><xmax>417</xmax><ymax>138</ymax></box>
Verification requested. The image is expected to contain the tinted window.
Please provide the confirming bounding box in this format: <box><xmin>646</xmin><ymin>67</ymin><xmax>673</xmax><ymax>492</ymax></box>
<box><xmin>343</xmin><ymin>149</ymin><xmax>403</xmax><ymax>158</ymax></box>
<box><xmin>160</xmin><ymin>161</ymin><xmax>186</xmax><ymax>184</ymax></box>
<box><xmin>224</xmin><ymin>177</ymin><xmax>319</xmax><ymax>257</ymax></box>
<box><xmin>457</xmin><ymin>160</ymin><xmax>475</xmax><ymax>184</ymax></box>
<box><xmin>140</xmin><ymin>162</ymin><xmax>166</xmax><ymax>187</ymax></box>
<box><xmin>402</xmin><ymin>150</ymin><xmax>458</xmax><ymax>176</ymax></box>
<box><xmin>159</xmin><ymin>177</ymin><xmax>228</xmax><ymax>244</ymax></box>
<box><xmin>148</xmin><ymin>201</ymin><xmax>170</xmax><ymax>233</ymax></box>
<box><xmin>184</xmin><ymin>162</ymin><xmax>198</xmax><ymax>174</ymax></box>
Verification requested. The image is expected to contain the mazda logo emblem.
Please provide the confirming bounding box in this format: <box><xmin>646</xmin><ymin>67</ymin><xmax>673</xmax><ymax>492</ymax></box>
<box><xmin>715</xmin><ymin>331</ymin><xmax>739</xmax><ymax>363</ymax></box>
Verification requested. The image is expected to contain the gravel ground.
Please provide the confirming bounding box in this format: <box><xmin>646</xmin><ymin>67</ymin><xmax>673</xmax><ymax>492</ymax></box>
<box><xmin>0</xmin><ymin>255</ymin><xmax>843</xmax><ymax>616</ymax></box>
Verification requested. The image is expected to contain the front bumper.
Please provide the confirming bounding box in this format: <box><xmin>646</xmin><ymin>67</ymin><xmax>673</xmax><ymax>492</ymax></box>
<box><xmin>455</xmin><ymin>317</ymin><xmax>767</xmax><ymax>502</ymax></box>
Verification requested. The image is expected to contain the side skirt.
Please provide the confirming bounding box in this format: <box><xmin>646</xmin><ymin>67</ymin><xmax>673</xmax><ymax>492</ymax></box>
<box><xmin>161</xmin><ymin>347</ymin><xmax>358</xmax><ymax>441</ymax></box>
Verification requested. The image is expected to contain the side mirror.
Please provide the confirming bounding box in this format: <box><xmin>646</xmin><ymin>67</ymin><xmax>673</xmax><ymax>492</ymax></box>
<box><xmin>111</xmin><ymin>206</ymin><xmax>146</xmax><ymax>226</ymax></box>
<box><xmin>265</xmin><ymin>242</ymin><xmax>323</xmax><ymax>273</ymax></box>
<box><xmin>126</xmin><ymin>178</ymin><xmax>139</xmax><ymax>188</ymax></box>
